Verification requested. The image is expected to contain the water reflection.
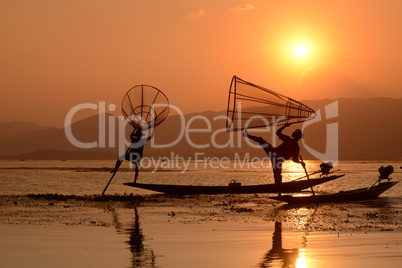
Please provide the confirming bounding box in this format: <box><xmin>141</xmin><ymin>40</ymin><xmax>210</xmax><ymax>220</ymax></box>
<box><xmin>113</xmin><ymin>209</ymin><xmax>314</xmax><ymax>267</ymax></box>
<box><xmin>258</xmin><ymin>222</ymin><xmax>305</xmax><ymax>268</ymax></box>
<box><xmin>113</xmin><ymin>207</ymin><xmax>156</xmax><ymax>267</ymax></box>
<box><xmin>106</xmin><ymin>199</ymin><xmax>401</xmax><ymax>267</ymax></box>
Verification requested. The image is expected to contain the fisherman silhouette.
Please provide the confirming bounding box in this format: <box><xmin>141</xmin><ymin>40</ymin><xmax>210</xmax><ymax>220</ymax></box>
<box><xmin>111</xmin><ymin>126</ymin><xmax>153</xmax><ymax>183</ymax></box>
<box><xmin>244</xmin><ymin>123</ymin><xmax>305</xmax><ymax>196</ymax></box>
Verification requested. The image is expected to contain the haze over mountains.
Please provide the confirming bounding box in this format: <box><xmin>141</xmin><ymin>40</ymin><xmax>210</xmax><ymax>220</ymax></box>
<box><xmin>0</xmin><ymin>98</ymin><xmax>401</xmax><ymax>161</ymax></box>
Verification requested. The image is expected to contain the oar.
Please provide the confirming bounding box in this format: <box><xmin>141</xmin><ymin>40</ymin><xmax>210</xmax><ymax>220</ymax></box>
<box><xmin>300</xmin><ymin>155</ymin><xmax>318</xmax><ymax>205</ymax></box>
<box><xmin>102</xmin><ymin>160</ymin><xmax>123</xmax><ymax>195</ymax></box>
<box><xmin>291</xmin><ymin>168</ymin><xmax>341</xmax><ymax>182</ymax></box>
<box><xmin>102</xmin><ymin>147</ymin><xmax>130</xmax><ymax>195</ymax></box>
<box><xmin>367</xmin><ymin>176</ymin><xmax>382</xmax><ymax>190</ymax></box>
<box><xmin>291</xmin><ymin>170</ymin><xmax>321</xmax><ymax>181</ymax></box>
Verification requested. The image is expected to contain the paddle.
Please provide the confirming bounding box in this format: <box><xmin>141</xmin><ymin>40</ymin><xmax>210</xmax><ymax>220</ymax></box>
<box><xmin>290</xmin><ymin>170</ymin><xmax>321</xmax><ymax>181</ymax></box>
<box><xmin>291</xmin><ymin>169</ymin><xmax>341</xmax><ymax>182</ymax></box>
<box><xmin>367</xmin><ymin>176</ymin><xmax>382</xmax><ymax>190</ymax></box>
<box><xmin>300</xmin><ymin>155</ymin><xmax>318</xmax><ymax>205</ymax></box>
<box><xmin>102</xmin><ymin>160</ymin><xmax>122</xmax><ymax>195</ymax></box>
<box><xmin>102</xmin><ymin>147</ymin><xmax>130</xmax><ymax>195</ymax></box>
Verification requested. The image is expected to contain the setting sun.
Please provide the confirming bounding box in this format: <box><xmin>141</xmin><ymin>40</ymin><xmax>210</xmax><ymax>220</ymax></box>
<box><xmin>294</xmin><ymin>45</ymin><xmax>307</xmax><ymax>57</ymax></box>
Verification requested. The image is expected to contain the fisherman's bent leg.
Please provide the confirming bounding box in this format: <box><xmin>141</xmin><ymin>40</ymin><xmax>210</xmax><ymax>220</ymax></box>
<box><xmin>245</xmin><ymin>134</ymin><xmax>261</xmax><ymax>142</ymax></box>
<box><xmin>245</xmin><ymin>134</ymin><xmax>271</xmax><ymax>149</ymax></box>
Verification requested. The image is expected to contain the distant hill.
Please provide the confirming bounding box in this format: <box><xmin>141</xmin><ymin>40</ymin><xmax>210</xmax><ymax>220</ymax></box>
<box><xmin>0</xmin><ymin>121</ymin><xmax>55</xmax><ymax>139</ymax></box>
<box><xmin>13</xmin><ymin>149</ymin><xmax>116</xmax><ymax>160</ymax></box>
<box><xmin>0</xmin><ymin>114</ymin><xmax>120</xmax><ymax>160</ymax></box>
<box><xmin>146</xmin><ymin>98</ymin><xmax>402</xmax><ymax>161</ymax></box>
<box><xmin>304</xmin><ymin>98</ymin><xmax>402</xmax><ymax>160</ymax></box>
<box><xmin>337</xmin><ymin>98</ymin><xmax>402</xmax><ymax>160</ymax></box>
<box><xmin>0</xmin><ymin>98</ymin><xmax>401</xmax><ymax>160</ymax></box>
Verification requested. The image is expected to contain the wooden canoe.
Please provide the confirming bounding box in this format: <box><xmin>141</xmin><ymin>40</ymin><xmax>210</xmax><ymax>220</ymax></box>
<box><xmin>123</xmin><ymin>174</ymin><xmax>344</xmax><ymax>195</ymax></box>
<box><xmin>270</xmin><ymin>181</ymin><xmax>398</xmax><ymax>205</ymax></box>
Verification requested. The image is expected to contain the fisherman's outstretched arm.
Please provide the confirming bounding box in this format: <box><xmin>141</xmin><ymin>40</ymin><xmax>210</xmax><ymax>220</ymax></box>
<box><xmin>146</xmin><ymin>128</ymin><xmax>155</xmax><ymax>142</ymax></box>
<box><xmin>276</xmin><ymin>123</ymin><xmax>291</xmax><ymax>139</ymax></box>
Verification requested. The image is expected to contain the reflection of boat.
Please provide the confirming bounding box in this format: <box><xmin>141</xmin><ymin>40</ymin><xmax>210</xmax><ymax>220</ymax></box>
<box><xmin>123</xmin><ymin>174</ymin><xmax>344</xmax><ymax>195</ymax></box>
<box><xmin>271</xmin><ymin>181</ymin><xmax>398</xmax><ymax>205</ymax></box>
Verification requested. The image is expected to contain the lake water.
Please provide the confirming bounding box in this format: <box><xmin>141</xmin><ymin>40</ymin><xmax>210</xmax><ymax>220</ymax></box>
<box><xmin>1</xmin><ymin>159</ymin><xmax>402</xmax><ymax>267</ymax></box>
<box><xmin>0</xmin><ymin>159</ymin><xmax>401</xmax><ymax>197</ymax></box>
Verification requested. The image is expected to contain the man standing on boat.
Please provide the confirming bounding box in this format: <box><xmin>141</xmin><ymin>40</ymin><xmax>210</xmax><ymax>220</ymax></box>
<box><xmin>111</xmin><ymin>126</ymin><xmax>153</xmax><ymax>183</ymax></box>
<box><xmin>244</xmin><ymin>123</ymin><xmax>305</xmax><ymax>197</ymax></box>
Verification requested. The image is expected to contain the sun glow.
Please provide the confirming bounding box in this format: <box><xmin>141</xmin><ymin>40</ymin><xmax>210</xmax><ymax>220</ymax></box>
<box><xmin>296</xmin><ymin>249</ymin><xmax>307</xmax><ymax>268</ymax></box>
<box><xmin>294</xmin><ymin>45</ymin><xmax>307</xmax><ymax>57</ymax></box>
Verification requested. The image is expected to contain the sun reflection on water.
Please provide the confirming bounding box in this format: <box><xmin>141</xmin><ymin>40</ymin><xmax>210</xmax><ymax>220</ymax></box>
<box><xmin>296</xmin><ymin>249</ymin><xmax>307</xmax><ymax>268</ymax></box>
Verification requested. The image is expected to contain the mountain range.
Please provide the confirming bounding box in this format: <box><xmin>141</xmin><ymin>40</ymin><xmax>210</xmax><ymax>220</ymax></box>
<box><xmin>0</xmin><ymin>98</ymin><xmax>401</xmax><ymax>160</ymax></box>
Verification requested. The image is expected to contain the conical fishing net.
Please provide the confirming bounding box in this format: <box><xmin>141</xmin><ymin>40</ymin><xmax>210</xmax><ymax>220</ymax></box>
<box><xmin>122</xmin><ymin>85</ymin><xmax>170</xmax><ymax>129</ymax></box>
<box><xmin>226</xmin><ymin>76</ymin><xmax>316</xmax><ymax>131</ymax></box>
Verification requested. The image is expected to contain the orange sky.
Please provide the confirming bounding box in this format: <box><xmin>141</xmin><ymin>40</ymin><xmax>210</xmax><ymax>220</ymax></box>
<box><xmin>1</xmin><ymin>0</ymin><xmax>401</xmax><ymax>127</ymax></box>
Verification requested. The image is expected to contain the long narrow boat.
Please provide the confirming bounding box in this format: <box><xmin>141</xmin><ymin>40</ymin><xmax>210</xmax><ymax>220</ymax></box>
<box><xmin>270</xmin><ymin>181</ymin><xmax>398</xmax><ymax>205</ymax></box>
<box><xmin>123</xmin><ymin>174</ymin><xmax>344</xmax><ymax>195</ymax></box>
